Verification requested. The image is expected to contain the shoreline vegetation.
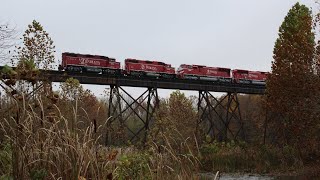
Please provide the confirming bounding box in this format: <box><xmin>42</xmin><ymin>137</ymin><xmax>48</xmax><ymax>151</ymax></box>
<box><xmin>0</xmin><ymin>94</ymin><xmax>319</xmax><ymax>179</ymax></box>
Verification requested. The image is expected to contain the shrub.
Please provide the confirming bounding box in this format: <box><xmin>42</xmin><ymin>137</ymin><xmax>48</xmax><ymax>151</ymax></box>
<box><xmin>0</xmin><ymin>142</ymin><xmax>12</xmax><ymax>177</ymax></box>
<box><xmin>115</xmin><ymin>152</ymin><xmax>151</xmax><ymax>179</ymax></box>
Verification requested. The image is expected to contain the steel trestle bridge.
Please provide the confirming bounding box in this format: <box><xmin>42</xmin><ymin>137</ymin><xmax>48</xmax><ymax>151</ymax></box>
<box><xmin>2</xmin><ymin>68</ymin><xmax>266</xmax><ymax>144</ymax></box>
<box><xmin>41</xmin><ymin>70</ymin><xmax>265</xmax><ymax>94</ymax></box>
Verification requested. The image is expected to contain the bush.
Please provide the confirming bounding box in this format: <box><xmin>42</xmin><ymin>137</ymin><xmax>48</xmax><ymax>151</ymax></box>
<box><xmin>257</xmin><ymin>145</ymin><xmax>281</xmax><ymax>172</ymax></box>
<box><xmin>29</xmin><ymin>168</ymin><xmax>47</xmax><ymax>180</ymax></box>
<box><xmin>200</xmin><ymin>141</ymin><xmax>254</xmax><ymax>172</ymax></box>
<box><xmin>1</xmin><ymin>65</ymin><xmax>15</xmax><ymax>75</ymax></box>
<box><xmin>0</xmin><ymin>142</ymin><xmax>12</xmax><ymax>177</ymax></box>
<box><xmin>115</xmin><ymin>152</ymin><xmax>151</xmax><ymax>179</ymax></box>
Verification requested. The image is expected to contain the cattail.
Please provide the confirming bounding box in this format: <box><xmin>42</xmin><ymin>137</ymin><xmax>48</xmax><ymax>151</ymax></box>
<box><xmin>93</xmin><ymin>118</ymin><xmax>97</xmax><ymax>133</ymax></box>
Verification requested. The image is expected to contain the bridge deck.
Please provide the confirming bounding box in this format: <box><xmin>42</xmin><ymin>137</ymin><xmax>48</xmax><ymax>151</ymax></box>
<box><xmin>40</xmin><ymin>70</ymin><xmax>265</xmax><ymax>94</ymax></box>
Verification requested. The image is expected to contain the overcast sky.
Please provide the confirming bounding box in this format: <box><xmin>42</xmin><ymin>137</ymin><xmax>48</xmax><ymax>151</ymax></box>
<box><xmin>0</xmin><ymin>0</ymin><xmax>317</xmax><ymax>97</ymax></box>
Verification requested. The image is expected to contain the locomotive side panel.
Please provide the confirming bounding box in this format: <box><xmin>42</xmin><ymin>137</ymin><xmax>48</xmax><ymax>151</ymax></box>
<box><xmin>63</xmin><ymin>55</ymin><xmax>107</xmax><ymax>68</ymax></box>
<box><xmin>125</xmin><ymin>59</ymin><xmax>175</xmax><ymax>77</ymax></box>
<box><xmin>247</xmin><ymin>71</ymin><xmax>267</xmax><ymax>81</ymax></box>
<box><xmin>163</xmin><ymin>65</ymin><xmax>175</xmax><ymax>74</ymax></box>
<box><xmin>232</xmin><ymin>69</ymin><xmax>248</xmax><ymax>82</ymax></box>
<box><xmin>177</xmin><ymin>64</ymin><xmax>198</xmax><ymax>78</ymax></box>
<box><xmin>232</xmin><ymin>69</ymin><xmax>267</xmax><ymax>84</ymax></box>
<box><xmin>178</xmin><ymin>64</ymin><xmax>231</xmax><ymax>81</ymax></box>
<box><xmin>199</xmin><ymin>67</ymin><xmax>231</xmax><ymax>78</ymax></box>
<box><xmin>107</xmin><ymin>59</ymin><xmax>121</xmax><ymax>69</ymax></box>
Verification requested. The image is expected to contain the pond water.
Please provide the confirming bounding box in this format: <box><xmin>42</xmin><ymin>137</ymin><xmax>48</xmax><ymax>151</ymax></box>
<box><xmin>201</xmin><ymin>173</ymin><xmax>272</xmax><ymax>180</ymax></box>
<box><xmin>200</xmin><ymin>173</ymin><xmax>316</xmax><ymax>180</ymax></box>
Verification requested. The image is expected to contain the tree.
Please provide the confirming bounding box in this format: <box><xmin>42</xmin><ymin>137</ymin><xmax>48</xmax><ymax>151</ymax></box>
<box><xmin>149</xmin><ymin>91</ymin><xmax>198</xmax><ymax>152</ymax></box>
<box><xmin>16</xmin><ymin>20</ymin><xmax>55</xmax><ymax>70</ymax></box>
<box><xmin>267</xmin><ymin>3</ymin><xmax>318</xmax><ymax>153</ymax></box>
<box><xmin>59</xmin><ymin>78</ymin><xmax>105</xmax><ymax>134</ymax></box>
<box><xmin>60</xmin><ymin>78</ymin><xmax>83</xmax><ymax>101</ymax></box>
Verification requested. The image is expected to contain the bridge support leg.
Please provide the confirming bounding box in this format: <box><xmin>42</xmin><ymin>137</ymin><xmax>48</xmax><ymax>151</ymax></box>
<box><xmin>106</xmin><ymin>86</ymin><xmax>159</xmax><ymax>145</ymax></box>
<box><xmin>197</xmin><ymin>91</ymin><xmax>245</xmax><ymax>142</ymax></box>
<box><xmin>106</xmin><ymin>85</ymin><xmax>124</xmax><ymax>145</ymax></box>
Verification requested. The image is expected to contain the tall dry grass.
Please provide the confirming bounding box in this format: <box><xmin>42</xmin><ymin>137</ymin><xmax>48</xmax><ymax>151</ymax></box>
<box><xmin>0</xmin><ymin>95</ymin><xmax>202</xmax><ymax>179</ymax></box>
<box><xmin>0</xmin><ymin>95</ymin><xmax>113</xmax><ymax>179</ymax></box>
<box><xmin>147</xmin><ymin>132</ymin><xmax>201</xmax><ymax>180</ymax></box>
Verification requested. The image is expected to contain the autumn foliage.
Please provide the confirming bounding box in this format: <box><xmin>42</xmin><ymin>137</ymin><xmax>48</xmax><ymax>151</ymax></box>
<box><xmin>15</xmin><ymin>20</ymin><xmax>55</xmax><ymax>70</ymax></box>
<box><xmin>149</xmin><ymin>91</ymin><xmax>198</xmax><ymax>151</ymax></box>
<box><xmin>267</xmin><ymin>2</ymin><xmax>320</xmax><ymax>162</ymax></box>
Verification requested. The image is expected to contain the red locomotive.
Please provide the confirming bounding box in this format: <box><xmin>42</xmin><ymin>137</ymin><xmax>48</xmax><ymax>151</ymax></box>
<box><xmin>59</xmin><ymin>52</ymin><xmax>268</xmax><ymax>85</ymax></box>
<box><xmin>59</xmin><ymin>52</ymin><xmax>121</xmax><ymax>74</ymax></box>
<box><xmin>125</xmin><ymin>58</ymin><xmax>175</xmax><ymax>78</ymax></box>
<box><xmin>232</xmin><ymin>69</ymin><xmax>267</xmax><ymax>84</ymax></box>
<box><xmin>177</xmin><ymin>64</ymin><xmax>231</xmax><ymax>82</ymax></box>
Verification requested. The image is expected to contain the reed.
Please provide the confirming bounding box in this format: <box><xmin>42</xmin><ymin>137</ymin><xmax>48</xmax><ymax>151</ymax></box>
<box><xmin>0</xmin><ymin>95</ymin><xmax>202</xmax><ymax>179</ymax></box>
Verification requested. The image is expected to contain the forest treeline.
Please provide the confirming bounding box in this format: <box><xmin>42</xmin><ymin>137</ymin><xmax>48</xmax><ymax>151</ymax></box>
<box><xmin>0</xmin><ymin>2</ymin><xmax>319</xmax><ymax>179</ymax></box>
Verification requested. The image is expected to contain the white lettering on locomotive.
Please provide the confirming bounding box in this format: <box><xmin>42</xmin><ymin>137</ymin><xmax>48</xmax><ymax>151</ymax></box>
<box><xmin>248</xmin><ymin>74</ymin><xmax>258</xmax><ymax>78</ymax></box>
<box><xmin>206</xmin><ymin>69</ymin><xmax>218</xmax><ymax>74</ymax></box>
<box><xmin>141</xmin><ymin>64</ymin><xmax>157</xmax><ymax>71</ymax></box>
<box><xmin>79</xmin><ymin>58</ymin><xmax>101</xmax><ymax>66</ymax></box>
<box><xmin>145</xmin><ymin>65</ymin><xmax>157</xmax><ymax>71</ymax></box>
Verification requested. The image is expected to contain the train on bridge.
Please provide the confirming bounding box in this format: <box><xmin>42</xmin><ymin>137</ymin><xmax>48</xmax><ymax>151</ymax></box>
<box><xmin>59</xmin><ymin>52</ymin><xmax>267</xmax><ymax>85</ymax></box>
